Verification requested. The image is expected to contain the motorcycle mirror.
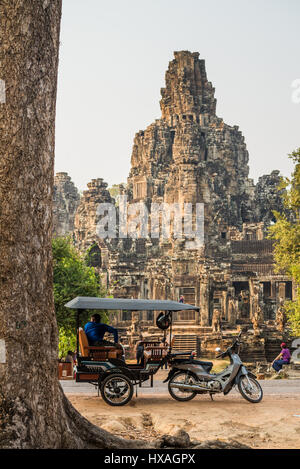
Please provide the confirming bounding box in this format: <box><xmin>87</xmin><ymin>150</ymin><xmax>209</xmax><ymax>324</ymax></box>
<box><xmin>156</xmin><ymin>312</ymin><xmax>171</xmax><ymax>330</ymax></box>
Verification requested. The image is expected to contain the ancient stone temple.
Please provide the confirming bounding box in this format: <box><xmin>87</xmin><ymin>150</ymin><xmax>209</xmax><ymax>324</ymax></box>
<box><xmin>54</xmin><ymin>51</ymin><xmax>295</xmax><ymax>359</ymax></box>
<box><xmin>53</xmin><ymin>172</ymin><xmax>80</xmax><ymax>236</ymax></box>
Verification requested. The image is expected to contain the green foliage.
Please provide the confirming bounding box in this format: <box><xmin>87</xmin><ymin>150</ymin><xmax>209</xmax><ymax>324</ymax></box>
<box><xmin>58</xmin><ymin>327</ymin><xmax>77</xmax><ymax>359</ymax></box>
<box><xmin>283</xmin><ymin>300</ymin><xmax>300</xmax><ymax>336</ymax></box>
<box><xmin>268</xmin><ymin>215</ymin><xmax>300</xmax><ymax>278</ymax></box>
<box><xmin>52</xmin><ymin>237</ymin><xmax>108</xmax><ymax>348</ymax></box>
<box><xmin>268</xmin><ymin>149</ymin><xmax>300</xmax><ymax>335</ymax></box>
<box><xmin>108</xmin><ymin>183</ymin><xmax>125</xmax><ymax>206</ymax></box>
<box><xmin>84</xmin><ymin>242</ymin><xmax>101</xmax><ymax>267</ymax></box>
<box><xmin>108</xmin><ymin>184</ymin><xmax>122</xmax><ymax>199</ymax></box>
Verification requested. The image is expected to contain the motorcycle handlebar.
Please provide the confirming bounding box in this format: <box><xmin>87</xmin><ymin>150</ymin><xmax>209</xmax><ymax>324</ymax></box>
<box><xmin>216</xmin><ymin>338</ymin><xmax>242</xmax><ymax>358</ymax></box>
<box><xmin>215</xmin><ymin>332</ymin><xmax>244</xmax><ymax>359</ymax></box>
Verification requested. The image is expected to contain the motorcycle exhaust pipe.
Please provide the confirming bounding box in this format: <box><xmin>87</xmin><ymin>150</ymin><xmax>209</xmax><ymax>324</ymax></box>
<box><xmin>170</xmin><ymin>382</ymin><xmax>207</xmax><ymax>392</ymax></box>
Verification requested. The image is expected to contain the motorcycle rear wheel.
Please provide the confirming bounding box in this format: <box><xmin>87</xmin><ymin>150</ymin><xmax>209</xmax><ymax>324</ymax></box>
<box><xmin>238</xmin><ymin>375</ymin><xmax>263</xmax><ymax>403</ymax></box>
<box><xmin>100</xmin><ymin>373</ymin><xmax>133</xmax><ymax>406</ymax></box>
<box><xmin>168</xmin><ymin>371</ymin><xmax>198</xmax><ymax>401</ymax></box>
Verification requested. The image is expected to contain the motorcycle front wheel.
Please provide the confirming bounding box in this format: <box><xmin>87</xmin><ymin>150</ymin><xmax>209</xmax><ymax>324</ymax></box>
<box><xmin>238</xmin><ymin>375</ymin><xmax>263</xmax><ymax>403</ymax></box>
<box><xmin>168</xmin><ymin>371</ymin><xmax>198</xmax><ymax>402</ymax></box>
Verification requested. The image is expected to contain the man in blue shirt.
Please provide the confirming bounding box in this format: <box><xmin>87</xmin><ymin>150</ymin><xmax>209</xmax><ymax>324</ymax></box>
<box><xmin>84</xmin><ymin>313</ymin><xmax>120</xmax><ymax>347</ymax></box>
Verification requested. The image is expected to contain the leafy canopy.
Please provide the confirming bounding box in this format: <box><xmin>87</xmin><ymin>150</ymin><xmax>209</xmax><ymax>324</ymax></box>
<box><xmin>52</xmin><ymin>237</ymin><xmax>108</xmax><ymax>357</ymax></box>
<box><xmin>268</xmin><ymin>149</ymin><xmax>300</xmax><ymax>335</ymax></box>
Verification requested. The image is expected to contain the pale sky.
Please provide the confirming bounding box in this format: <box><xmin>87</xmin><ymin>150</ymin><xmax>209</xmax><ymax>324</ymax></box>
<box><xmin>55</xmin><ymin>0</ymin><xmax>300</xmax><ymax>191</ymax></box>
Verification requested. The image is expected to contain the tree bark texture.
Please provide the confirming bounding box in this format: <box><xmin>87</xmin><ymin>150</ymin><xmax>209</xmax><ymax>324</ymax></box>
<box><xmin>0</xmin><ymin>0</ymin><xmax>151</xmax><ymax>449</ymax></box>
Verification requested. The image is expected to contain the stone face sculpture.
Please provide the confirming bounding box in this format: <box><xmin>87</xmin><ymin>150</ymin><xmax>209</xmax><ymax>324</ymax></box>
<box><xmin>239</xmin><ymin>291</ymin><xmax>250</xmax><ymax>319</ymax></box>
<box><xmin>250</xmin><ymin>282</ymin><xmax>263</xmax><ymax>335</ymax></box>
<box><xmin>53</xmin><ymin>172</ymin><xmax>80</xmax><ymax>236</ymax></box>
<box><xmin>276</xmin><ymin>299</ymin><xmax>287</xmax><ymax>333</ymax></box>
<box><xmin>212</xmin><ymin>309</ymin><xmax>222</xmax><ymax>333</ymax></box>
<box><xmin>251</xmin><ymin>284</ymin><xmax>260</xmax><ymax>317</ymax></box>
<box><xmin>252</xmin><ymin>306</ymin><xmax>262</xmax><ymax>336</ymax></box>
<box><xmin>228</xmin><ymin>296</ymin><xmax>237</xmax><ymax>325</ymax></box>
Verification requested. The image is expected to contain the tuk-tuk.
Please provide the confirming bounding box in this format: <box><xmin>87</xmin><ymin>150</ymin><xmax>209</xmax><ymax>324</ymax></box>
<box><xmin>64</xmin><ymin>297</ymin><xmax>199</xmax><ymax>406</ymax></box>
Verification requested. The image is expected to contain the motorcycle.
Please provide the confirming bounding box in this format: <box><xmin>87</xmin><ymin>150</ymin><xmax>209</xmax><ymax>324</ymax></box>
<box><xmin>165</xmin><ymin>332</ymin><xmax>263</xmax><ymax>404</ymax></box>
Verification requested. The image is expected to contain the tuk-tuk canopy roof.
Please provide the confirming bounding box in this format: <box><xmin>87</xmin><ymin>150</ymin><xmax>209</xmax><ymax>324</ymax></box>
<box><xmin>64</xmin><ymin>297</ymin><xmax>199</xmax><ymax>311</ymax></box>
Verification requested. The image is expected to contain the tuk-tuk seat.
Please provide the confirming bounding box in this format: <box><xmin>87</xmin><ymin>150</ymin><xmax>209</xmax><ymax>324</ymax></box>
<box><xmin>78</xmin><ymin>328</ymin><xmax>122</xmax><ymax>360</ymax></box>
<box><xmin>143</xmin><ymin>344</ymin><xmax>168</xmax><ymax>364</ymax></box>
<box><xmin>142</xmin><ymin>336</ymin><xmax>174</xmax><ymax>364</ymax></box>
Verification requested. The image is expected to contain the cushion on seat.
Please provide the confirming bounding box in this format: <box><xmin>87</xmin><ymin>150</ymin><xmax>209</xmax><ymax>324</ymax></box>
<box><xmin>78</xmin><ymin>328</ymin><xmax>122</xmax><ymax>359</ymax></box>
<box><xmin>143</xmin><ymin>345</ymin><xmax>168</xmax><ymax>364</ymax></box>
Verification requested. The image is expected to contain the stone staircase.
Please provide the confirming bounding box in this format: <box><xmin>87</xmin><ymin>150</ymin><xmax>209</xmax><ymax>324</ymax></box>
<box><xmin>239</xmin><ymin>344</ymin><xmax>266</xmax><ymax>363</ymax></box>
<box><xmin>172</xmin><ymin>335</ymin><xmax>200</xmax><ymax>356</ymax></box>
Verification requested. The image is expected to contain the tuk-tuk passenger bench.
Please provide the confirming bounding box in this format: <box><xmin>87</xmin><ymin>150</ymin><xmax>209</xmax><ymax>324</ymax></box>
<box><xmin>143</xmin><ymin>342</ymin><xmax>168</xmax><ymax>362</ymax></box>
<box><xmin>78</xmin><ymin>328</ymin><xmax>123</xmax><ymax>360</ymax></box>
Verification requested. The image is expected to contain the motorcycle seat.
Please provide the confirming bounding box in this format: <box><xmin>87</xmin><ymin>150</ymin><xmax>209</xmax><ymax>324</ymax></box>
<box><xmin>192</xmin><ymin>360</ymin><xmax>213</xmax><ymax>372</ymax></box>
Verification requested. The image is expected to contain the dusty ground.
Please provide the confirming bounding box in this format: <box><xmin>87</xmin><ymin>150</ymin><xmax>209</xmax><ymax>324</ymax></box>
<box><xmin>66</xmin><ymin>374</ymin><xmax>300</xmax><ymax>449</ymax></box>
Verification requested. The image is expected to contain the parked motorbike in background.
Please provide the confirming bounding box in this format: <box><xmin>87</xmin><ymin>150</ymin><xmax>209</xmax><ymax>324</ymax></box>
<box><xmin>165</xmin><ymin>332</ymin><xmax>263</xmax><ymax>403</ymax></box>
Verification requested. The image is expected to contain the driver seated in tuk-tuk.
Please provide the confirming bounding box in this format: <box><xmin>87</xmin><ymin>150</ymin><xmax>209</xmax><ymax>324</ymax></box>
<box><xmin>84</xmin><ymin>313</ymin><xmax>122</xmax><ymax>351</ymax></box>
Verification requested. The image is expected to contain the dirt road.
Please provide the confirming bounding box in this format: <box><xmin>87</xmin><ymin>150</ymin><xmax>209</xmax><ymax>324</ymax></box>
<box><xmin>63</xmin><ymin>376</ymin><xmax>300</xmax><ymax>449</ymax></box>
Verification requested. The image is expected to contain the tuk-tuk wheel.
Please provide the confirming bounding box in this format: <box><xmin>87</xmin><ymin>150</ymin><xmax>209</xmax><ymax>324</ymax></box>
<box><xmin>100</xmin><ymin>373</ymin><xmax>134</xmax><ymax>406</ymax></box>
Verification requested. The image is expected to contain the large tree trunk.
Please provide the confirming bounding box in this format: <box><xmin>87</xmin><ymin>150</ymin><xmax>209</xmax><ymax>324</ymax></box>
<box><xmin>0</xmin><ymin>0</ymin><xmax>151</xmax><ymax>449</ymax></box>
